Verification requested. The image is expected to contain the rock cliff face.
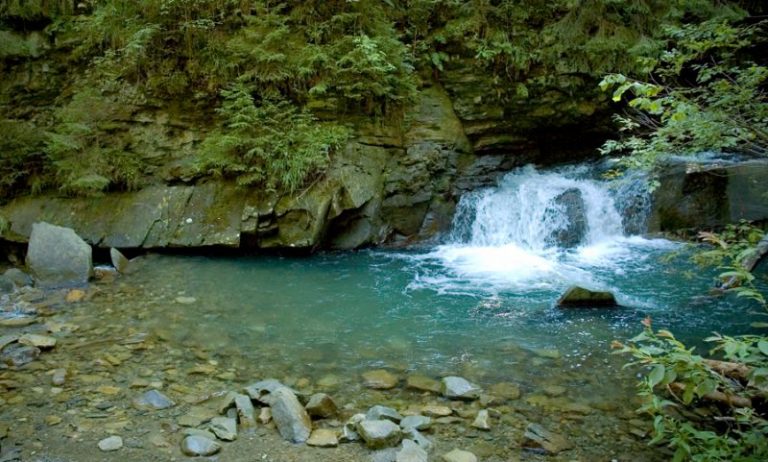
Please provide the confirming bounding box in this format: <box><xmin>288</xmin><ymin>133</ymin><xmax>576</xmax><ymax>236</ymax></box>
<box><xmin>0</xmin><ymin>78</ymin><xmax>615</xmax><ymax>251</ymax></box>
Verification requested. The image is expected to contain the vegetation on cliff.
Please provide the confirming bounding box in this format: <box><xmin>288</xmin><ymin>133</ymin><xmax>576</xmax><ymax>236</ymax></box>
<box><xmin>1</xmin><ymin>0</ymin><xmax>757</xmax><ymax>199</ymax></box>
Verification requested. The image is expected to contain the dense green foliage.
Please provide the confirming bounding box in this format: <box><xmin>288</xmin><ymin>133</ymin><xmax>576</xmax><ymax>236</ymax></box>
<box><xmin>1</xmin><ymin>0</ymin><xmax>756</xmax><ymax>197</ymax></box>
<box><xmin>616</xmin><ymin>224</ymin><xmax>768</xmax><ymax>461</ymax></box>
<box><xmin>599</xmin><ymin>15</ymin><xmax>768</xmax><ymax>170</ymax></box>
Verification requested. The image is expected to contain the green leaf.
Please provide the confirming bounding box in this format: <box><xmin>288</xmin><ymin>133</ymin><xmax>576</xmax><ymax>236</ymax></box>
<box><xmin>649</xmin><ymin>364</ymin><xmax>666</xmax><ymax>387</ymax></box>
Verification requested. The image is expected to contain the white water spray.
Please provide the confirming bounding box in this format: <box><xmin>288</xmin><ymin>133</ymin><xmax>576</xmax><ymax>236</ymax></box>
<box><xmin>414</xmin><ymin>165</ymin><xmax>674</xmax><ymax>296</ymax></box>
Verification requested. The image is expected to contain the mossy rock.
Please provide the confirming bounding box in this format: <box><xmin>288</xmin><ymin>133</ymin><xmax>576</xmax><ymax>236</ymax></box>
<box><xmin>556</xmin><ymin>286</ymin><xmax>617</xmax><ymax>308</ymax></box>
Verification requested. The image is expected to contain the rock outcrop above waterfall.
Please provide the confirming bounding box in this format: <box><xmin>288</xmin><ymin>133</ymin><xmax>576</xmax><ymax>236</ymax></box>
<box><xmin>649</xmin><ymin>159</ymin><xmax>768</xmax><ymax>232</ymax></box>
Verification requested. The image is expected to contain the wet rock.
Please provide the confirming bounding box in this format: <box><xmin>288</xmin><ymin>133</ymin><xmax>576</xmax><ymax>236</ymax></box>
<box><xmin>268</xmin><ymin>386</ymin><xmax>312</xmax><ymax>443</ymax></box>
<box><xmin>234</xmin><ymin>393</ymin><xmax>256</xmax><ymax>429</ymax></box>
<box><xmin>441</xmin><ymin>448</ymin><xmax>477</xmax><ymax>462</ymax></box>
<box><xmin>305</xmin><ymin>393</ymin><xmax>338</xmax><ymax>419</ymax></box>
<box><xmin>362</xmin><ymin>369</ymin><xmax>399</xmax><ymax>389</ymax></box>
<box><xmin>523</xmin><ymin>423</ymin><xmax>573</xmax><ymax>454</ymax></box>
<box><xmin>18</xmin><ymin>333</ymin><xmax>56</xmax><ymax>349</ymax></box>
<box><xmin>357</xmin><ymin>420</ymin><xmax>402</xmax><ymax>449</ymax></box>
<box><xmin>366</xmin><ymin>405</ymin><xmax>402</xmax><ymax>423</ymax></box>
<box><xmin>110</xmin><ymin>248</ymin><xmax>130</xmax><ymax>273</ymax></box>
<box><xmin>133</xmin><ymin>389</ymin><xmax>175</xmax><ymax>410</ymax></box>
<box><xmin>441</xmin><ymin>376</ymin><xmax>481</xmax><ymax>400</ymax></box>
<box><xmin>488</xmin><ymin>382</ymin><xmax>521</xmax><ymax>400</ymax></box>
<box><xmin>93</xmin><ymin>265</ymin><xmax>117</xmax><ymax>281</ymax></box>
<box><xmin>399</xmin><ymin>415</ymin><xmax>431</xmax><ymax>431</ymax></box>
<box><xmin>0</xmin><ymin>315</ymin><xmax>37</xmax><ymax>327</ymax></box>
<box><xmin>397</xmin><ymin>439</ymin><xmax>428</xmax><ymax>462</ymax></box>
<box><xmin>1</xmin><ymin>343</ymin><xmax>40</xmax><ymax>367</ymax></box>
<box><xmin>178</xmin><ymin>408</ymin><xmax>212</xmax><ymax>428</ymax></box>
<box><xmin>50</xmin><ymin>368</ymin><xmax>67</xmax><ymax>386</ymax></box>
<box><xmin>209</xmin><ymin>416</ymin><xmax>237</xmax><ymax>441</ymax></box>
<box><xmin>0</xmin><ymin>275</ymin><xmax>13</xmax><ymax>294</ymax></box>
<box><xmin>215</xmin><ymin>390</ymin><xmax>239</xmax><ymax>414</ymax></box>
<box><xmin>405</xmin><ymin>374</ymin><xmax>441</xmax><ymax>393</ymax></box>
<box><xmin>180</xmin><ymin>435</ymin><xmax>221</xmax><ymax>457</ymax></box>
<box><xmin>340</xmin><ymin>414</ymin><xmax>365</xmax><ymax>443</ymax></box>
<box><xmin>26</xmin><ymin>222</ymin><xmax>92</xmax><ymax>287</ymax></box>
<box><xmin>556</xmin><ymin>286</ymin><xmax>617</xmax><ymax>308</ymax></box>
<box><xmin>549</xmin><ymin>188</ymin><xmax>587</xmax><ymax>248</ymax></box>
<box><xmin>175</xmin><ymin>296</ymin><xmax>196</xmax><ymax>304</ymax></box>
<box><xmin>306</xmin><ymin>429</ymin><xmax>339</xmax><ymax>447</ymax></box>
<box><xmin>3</xmin><ymin>268</ymin><xmax>32</xmax><ymax>288</ymax></box>
<box><xmin>471</xmin><ymin>410</ymin><xmax>491</xmax><ymax>431</ymax></box>
<box><xmin>0</xmin><ymin>334</ymin><xmax>19</xmax><ymax>351</ymax></box>
<box><xmin>97</xmin><ymin>436</ymin><xmax>123</xmax><ymax>452</ymax></box>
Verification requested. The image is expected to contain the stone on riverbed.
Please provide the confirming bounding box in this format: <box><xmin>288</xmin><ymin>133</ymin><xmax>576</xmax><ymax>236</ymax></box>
<box><xmin>26</xmin><ymin>222</ymin><xmax>92</xmax><ymax>288</ymax></box>
<box><xmin>305</xmin><ymin>393</ymin><xmax>338</xmax><ymax>418</ymax></box>
<box><xmin>471</xmin><ymin>410</ymin><xmax>491</xmax><ymax>431</ymax></box>
<box><xmin>405</xmin><ymin>374</ymin><xmax>441</xmax><ymax>393</ymax></box>
<box><xmin>441</xmin><ymin>376</ymin><xmax>481</xmax><ymax>400</ymax></box>
<box><xmin>3</xmin><ymin>268</ymin><xmax>32</xmax><ymax>288</ymax></box>
<box><xmin>133</xmin><ymin>389</ymin><xmax>175</xmax><ymax>410</ymax></box>
<box><xmin>488</xmin><ymin>382</ymin><xmax>521</xmax><ymax>400</ymax></box>
<box><xmin>209</xmin><ymin>416</ymin><xmax>237</xmax><ymax>441</ymax></box>
<box><xmin>244</xmin><ymin>378</ymin><xmax>288</xmax><ymax>402</ymax></box>
<box><xmin>357</xmin><ymin>419</ymin><xmax>402</xmax><ymax>449</ymax></box>
<box><xmin>268</xmin><ymin>386</ymin><xmax>312</xmax><ymax>443</ymax></box>
<box><xmin>234</xmin><ymin>393</ymin><xmax>257</xmax><ymax>428</ymax></box>
<box><xmin>396</xmin><ymin>439</ymin><xmax>428</xmax><ymax>462</ymax></box>
<box><xmin>362</xmin><ymin>369</ymin><xmax>399</xmax><ymax>389</ymax></box>
<box><xmin>399</xmin><ymin>415</ymin><xmax>431</xmax><ymax>431</ymax></box>
<box><xmin>97</xmin><ymin>436</ymin><xmax>123</xmax><ymax>452</ymax></box>
<box><xmin>180</xmin><ymin>435</ymin><xmax>221</xmax><ymax>456</ymax></box>
<box><xmin>306</xmin><ymin>429</ymin><xmax>339</xmax><ymax>447</ymax></box>
<box><xmin>441</xmin><ymin>449</ymin><xmax>477</xmax><ymax>462</ymax></box>
<box><xmin>18</xmin><ymin>333</ymin><xmax>56</xmax><ymax>349</ymax></box>
<box><xmin>366</xmin><ymin>405</ymin><xmax>402</xmax><ymax>423</ymax></box>
<box><xmin>556</xmin><ymin>286</ymin><xmax>617</xmax><ymax>308</ymax></box>
<box><xmin>523</xmin><ymin>423</ymin><xmax>573</xmax><ymax>454</ymax></box>
<box><xmin>0</xmin><ymin>343</ymin><xmax>40</xmax><ymax>367</ymax></box>
<box><xmin>110</xmin><ymin>248</ymin><xmax>130</xmax><ymax>273</ymax></box>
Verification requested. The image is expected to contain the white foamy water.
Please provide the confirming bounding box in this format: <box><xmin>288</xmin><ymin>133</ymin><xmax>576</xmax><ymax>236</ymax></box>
<box><xmin>411</xmin><ymin>165</ymin><xmax>678</xmax><ymax>300</ymax></box>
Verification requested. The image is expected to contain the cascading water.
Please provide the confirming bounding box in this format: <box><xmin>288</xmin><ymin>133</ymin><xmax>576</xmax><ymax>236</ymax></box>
<box><xmin>413</xmin><ymin>164</ymin><xmax>674</xmax><ymax>300</ymax></box>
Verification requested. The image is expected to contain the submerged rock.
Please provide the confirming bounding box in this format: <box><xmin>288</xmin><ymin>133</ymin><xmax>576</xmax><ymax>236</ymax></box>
<box><xmin>3</xmin><ymin>268</ymin><xmax>32</xmax><ymax>288</ymax></box>
<box><xmin>362</xmin><ymin>369</ymin><xmax>399</xmax><ymax>389</ymax></box>
<box><xmin>0</xmin><ymin>343</ymin><xmax>40</xmax><ymax>367</ymax></box>
<box><xmin>405</xmin><ymin>374</ymin><xmax>441</xmax><ymax>393</ymax></box>
<box><xmin>26</xmin><ymin>222</ymin><xmax>92</xmax><ymax>287</ymax></box>
<box><xmin>549</xmin><ymin>188</ymin><xmax>587</xmax><ymax>248</ymax></box>
<box><xmin>268</xmin><ymin>386</ymin><xmax>312</xmax><ymax>443</ymax></box>
<box><xmin>441</xmin><ymin>376</ymin><xmax>481</xmax><ymax>400</ymax></box>
<box><xmin>556</xmin><ymin>286</ymin><xmax>617</xmax><ymax>308</ymax></box>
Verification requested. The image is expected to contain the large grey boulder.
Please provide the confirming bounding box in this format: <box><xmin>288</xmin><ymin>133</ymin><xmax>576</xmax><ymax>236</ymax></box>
<box><xmin>268</xmin><ymin>386</ymin><xmax>312</xmax><ymax>443</ymax></box>
<box><xmin>26</xmin><ymin>222</ymin><xmax>92</xmax><ymax>287</ymax></box>
<box><xmin>549</xmin><ymin>188</ymin><xmax>586</xmax><ymax>248</ymax></box>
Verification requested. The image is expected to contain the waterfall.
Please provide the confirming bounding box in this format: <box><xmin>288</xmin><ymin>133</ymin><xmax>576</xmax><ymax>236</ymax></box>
<box><xmin>411</xmin><ymin>164</ymin><xmax>670</xmax><ymax>295</ymax></box>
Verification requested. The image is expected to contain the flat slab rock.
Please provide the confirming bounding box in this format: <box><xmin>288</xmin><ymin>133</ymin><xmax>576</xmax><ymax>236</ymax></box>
<box><xmin>441</xmin><ymin>376</ymin><xmax>481</xmax><ymax>400</ymax></box>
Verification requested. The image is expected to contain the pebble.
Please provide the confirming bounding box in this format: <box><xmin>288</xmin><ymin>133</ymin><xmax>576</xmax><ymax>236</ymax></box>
<box><xmin>175</xmin><ymin>296</ymin><xmax>197</xmax><ymax>304</ymax></box>
<box><xmin>421</xmin><ymin>405</ymin><xmax>452</xmax><ymax>417</ymax></box>
<box><xmin>51</xmin><ymin>368</ymin><xmax>67</xmax><ymax>385</ymax></box>
<box><xmin>45</xmin><ymin>415</ymin><xmax>62</xmax><ymax>426</ymax></box>
<box><xmin>65</xmin><ymin>289</ymin><xmax>86</xmax><ymax>303</ymax></box>
<box><xmin>258</xmin><ymin>407</ymin><xmax>272</xmax><ymax>424</ymax></box>
<box><xmin>97</xmin><ymin>436</ymin><xmax>123</xmax><ymax>452</ymax></box>
<box><xmin>471</xmin><ymin>410</ymin><xmax>491</xmax><ymax>431</ymax></box>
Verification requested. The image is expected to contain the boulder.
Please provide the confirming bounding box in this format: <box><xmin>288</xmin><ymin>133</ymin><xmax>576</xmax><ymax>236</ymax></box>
<box><xmin>25</xmin><ymin>222</ymin><xmax>92</xmax><ymax>287</ymax></box>
<box><xmin>268</xmin><ymin>386</ymin><xmax>312</xmax><ymax>443</ymax></box>
<box><xmin>556</xmin><ymin>286</ymin><xmax>617</xmax><ymax>308</ymax></box>
<box><xmin>357</xmin><ymin>419</ymin><xmax>402</xmax><ymax>449</ymax></box>
<box><xmin>441</xmin><ymin>376</ymin><xmax>481</xmax><ymax>400</ymax></box>
<box><xmin>549</xmin><ymin>188</ymin><xmax>587</xmax><ymax>248</ymax></box>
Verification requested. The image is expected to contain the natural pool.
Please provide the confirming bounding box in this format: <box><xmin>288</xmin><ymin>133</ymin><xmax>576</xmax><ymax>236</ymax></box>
<box><xmin>2</xmin><ymin>166</ymin><xmax>764</xmax><ymax>461</ymax></box>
